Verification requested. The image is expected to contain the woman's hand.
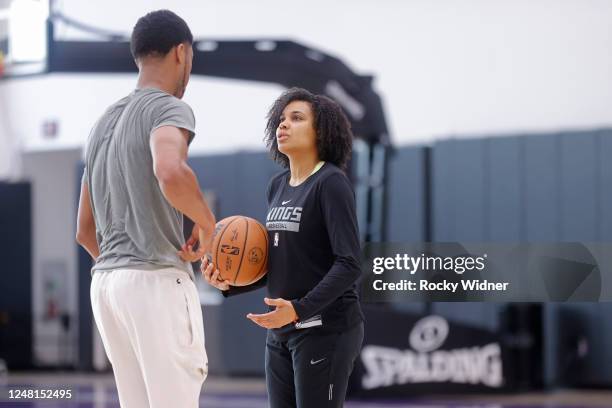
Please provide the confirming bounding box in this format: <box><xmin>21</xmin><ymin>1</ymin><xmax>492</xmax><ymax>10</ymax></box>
<box><xmin>200</xmin><ymin>256</ymin><xmax>230</xmax><ymax>291</ymax></box>
<box><xmin>247</xmin><ymin>298</ymin><xmax>298</xmax><ymax>329</ymax></box>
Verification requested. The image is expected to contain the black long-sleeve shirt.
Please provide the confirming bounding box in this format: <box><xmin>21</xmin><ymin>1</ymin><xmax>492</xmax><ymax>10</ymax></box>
<box><xmin>224</xmin><ymin>162</ymin><xmax>364</xmax><ymax>338</ymax></box>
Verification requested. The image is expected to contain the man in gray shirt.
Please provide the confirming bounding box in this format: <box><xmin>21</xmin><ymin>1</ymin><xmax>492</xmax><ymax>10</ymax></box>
<box><xmin>76</xmin><ymin>10</ymin><xmax>216</xmax><ymax>408</ymax></box>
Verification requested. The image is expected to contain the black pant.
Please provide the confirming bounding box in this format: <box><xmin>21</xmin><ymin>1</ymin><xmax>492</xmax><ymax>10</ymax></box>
<box><xmin>265</xmin><ymin>322</ymin><xmax>364</xmax><ymax>408</ymax></box>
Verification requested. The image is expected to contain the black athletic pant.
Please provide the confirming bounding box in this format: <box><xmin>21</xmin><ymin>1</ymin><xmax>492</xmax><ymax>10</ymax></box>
<box><xmin>265</xmin><ymin>322</ymin><xmax>364</xmax><ymax>408</ymax></box>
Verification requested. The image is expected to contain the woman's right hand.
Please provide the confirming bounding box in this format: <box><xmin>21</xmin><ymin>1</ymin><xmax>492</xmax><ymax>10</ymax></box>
<box><xmin>201</xmin><ymin>256</ymin><xmax>231</xmax><ymax>291</ymax></box>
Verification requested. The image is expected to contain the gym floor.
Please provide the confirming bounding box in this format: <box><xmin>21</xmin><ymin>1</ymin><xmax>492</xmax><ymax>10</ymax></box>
<box><xmin>1</xmin><ymin>373</ymin><xmax>611</xmax><ymax>407</ymax></box>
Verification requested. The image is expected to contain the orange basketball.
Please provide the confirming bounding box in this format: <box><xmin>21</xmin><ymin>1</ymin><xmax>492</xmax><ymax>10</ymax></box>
<box><xmin>211</xmin><ymin>216</ymin><xmax>268</xmax><ymax>286</ymax></box>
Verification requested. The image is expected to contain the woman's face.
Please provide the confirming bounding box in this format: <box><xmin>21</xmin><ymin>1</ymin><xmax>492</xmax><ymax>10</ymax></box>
<box><xmin>276</xmin><ymin>100</ymin><xmax>317</xmax><ymax>157</ymax></box>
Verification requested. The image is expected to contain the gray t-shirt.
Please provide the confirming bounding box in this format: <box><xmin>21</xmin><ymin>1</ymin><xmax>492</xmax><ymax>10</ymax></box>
<box><xmin>83</xmin><ymin>88</ymin><xmax>196</xmax><ymax>278</ymax></box>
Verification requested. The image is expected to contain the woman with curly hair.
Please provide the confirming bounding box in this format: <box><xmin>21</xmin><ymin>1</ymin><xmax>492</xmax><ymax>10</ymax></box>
<box><xmin>203</xmin><ymin>87</ymin><xmax>364</xmax><ymax>407</ymax></box>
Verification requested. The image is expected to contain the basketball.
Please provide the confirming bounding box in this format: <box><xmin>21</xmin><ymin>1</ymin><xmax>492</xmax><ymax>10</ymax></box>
<box><xmin>211</xmin><ymin>215</ymin><xmax>268</xmax><ymax>286</ymax></box>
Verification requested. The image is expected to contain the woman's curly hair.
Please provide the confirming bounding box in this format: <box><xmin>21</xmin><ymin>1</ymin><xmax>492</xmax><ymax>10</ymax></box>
<box><xmin>264</xmin><ymin>87</ymin><xmax>353</xmax><ymax>170</ymax></box>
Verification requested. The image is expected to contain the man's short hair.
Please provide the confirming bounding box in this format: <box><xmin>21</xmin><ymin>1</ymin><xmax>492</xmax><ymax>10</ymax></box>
<box><xmin>130</xmin><ymin>10</ymin><xmax>193</xmax><ymax>59</ymax></box>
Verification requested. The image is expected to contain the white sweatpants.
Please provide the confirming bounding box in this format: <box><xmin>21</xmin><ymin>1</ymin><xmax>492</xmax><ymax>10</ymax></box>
<box><xmin>91</xmin><ymin>268</ymin><xmax>208</xmax><ymax>408</ymax></box>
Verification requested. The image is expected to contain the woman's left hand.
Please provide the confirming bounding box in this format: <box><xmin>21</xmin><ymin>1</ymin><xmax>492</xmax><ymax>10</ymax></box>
<box><xmin>247</xmin><ymin>298</ymin><xmax>298</xmax><ymax>329</ymax></box>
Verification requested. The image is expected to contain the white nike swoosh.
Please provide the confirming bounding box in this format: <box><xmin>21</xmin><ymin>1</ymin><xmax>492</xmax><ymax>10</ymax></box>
<box><xmin>310</xmin><ymin>358</ymin><xmax>326</xmax><ymax>365</ymax></box>
<box><xmin>282</xmin><ymin>200</ymin><xmax>291</xmax><ymax>205</ymax></box>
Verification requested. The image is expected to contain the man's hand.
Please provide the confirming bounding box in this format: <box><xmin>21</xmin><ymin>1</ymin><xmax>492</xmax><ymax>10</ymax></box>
<box><xmin>178</xmin><ymin>224</ymin><xmax>206</xmax><ymax>262</ymax></box>
<box><xmin>200</xmin><ymin>256</ymin><xmax>230</xmax><ymax>291</ymax></box>
<box><xmin>247</xmin><ymin>298</ymin><xmax>298</xmax><ymax>329</ymax></box>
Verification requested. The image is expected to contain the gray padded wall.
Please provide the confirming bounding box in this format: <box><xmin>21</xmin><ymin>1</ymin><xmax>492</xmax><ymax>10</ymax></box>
<box><xmin>524</xmin><ymin>134</ymin><xmax>561</xmax><ymax>240</ymax></box>
<box><xmin>544</xmin><ymin>131</ymin><xmax>612</xmax><ymax>386</ymax></box>
<box><xmin>385</xmin><ymin>146</ymin><xmax>426</xmax><ymax>313</ymax></box>
<box><xmin>488</xmin><ymin>137</ymin><xmax>523</xmax><ymax>240</ymax></box>
<box><xmin>601</xmin><ymin>130</ymin><xmax>612</xmax><ymax>241</ymax></box>
<box><xmin>431</xmin><ymin>130</ymin><xmax>612</xmax><ymax>387</ymax></box>
<box><xmin>431</xmin><ymin>138</ymin><xmax>499</xmax><ymax>331</ymax></box>
<box><xmin>385</xmin><ymin>146</ymin><xmax>426</xmax><ymax>242</ymax></box>
<box><xmin>432</xmin><ymin>140</ymin><xmax>454</xmax><ymax>241</ymax></box>
<box><xmin>433</xmin><ymin>139</ymin><xmax>488</xmax><ymax>241</ymax></box>
<box><xmin>560</xmin><ymin>132</ymin><xmax>599</xmax><ymax>241</ymax></box>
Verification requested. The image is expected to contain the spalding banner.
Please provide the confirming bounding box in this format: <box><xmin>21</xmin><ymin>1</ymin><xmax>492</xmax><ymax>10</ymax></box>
<box><xmin>348</xmin><ymin>306</ymin><xmax>510</xmax><ymax>397</ymax></box>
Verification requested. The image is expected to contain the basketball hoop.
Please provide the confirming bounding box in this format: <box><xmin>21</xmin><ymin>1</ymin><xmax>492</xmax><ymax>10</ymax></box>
<box><xmin>0</xmin><ymin>0</ymin><xmax>49</xmax><ymax>78</ymax></box>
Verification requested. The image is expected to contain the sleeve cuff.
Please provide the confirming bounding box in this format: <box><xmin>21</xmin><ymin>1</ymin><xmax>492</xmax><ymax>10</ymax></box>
<box><xmin>291</xmin><ymin>299</ymin><xmax>305</xmax><ymax>322</ymax></box>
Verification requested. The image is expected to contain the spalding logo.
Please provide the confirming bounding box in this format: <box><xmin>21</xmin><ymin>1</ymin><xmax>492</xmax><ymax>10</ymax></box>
<box><xmin>360</xmin><ymin>315</ymin><xmax>503</xmax><ymax>389</ymax></box>
<box><xmin>409</xmin><ymin>315</ymin><xmax>449</xmax><ymax>352</ymax></box>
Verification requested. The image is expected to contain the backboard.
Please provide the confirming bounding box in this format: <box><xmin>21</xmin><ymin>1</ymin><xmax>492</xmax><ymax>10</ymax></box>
<box><xmin>0</xmin><ymin>0</ymin><xmax>49</xmax><ymax>78</ymax></box>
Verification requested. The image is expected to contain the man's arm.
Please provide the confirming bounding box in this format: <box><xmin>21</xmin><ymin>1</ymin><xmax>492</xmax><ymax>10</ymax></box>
<box><xmin>150</xmin><ymin>126</ymin><xmax>216</xmax><ymax>252</ymax></box>
<box><xmin>76</xmin><ymin>180</ymin><xmax>100</xmax><ymax>260</ymax></box>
